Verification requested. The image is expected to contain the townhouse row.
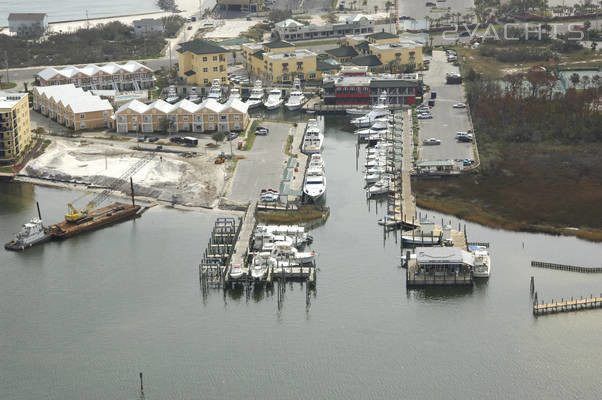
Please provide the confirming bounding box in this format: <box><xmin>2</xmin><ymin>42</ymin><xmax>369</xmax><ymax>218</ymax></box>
<box><xmin>114</xmin><ymin>98</ymin><xmax>249</xmax><ymax>134</ymax></box>
<box><xmin>32</xmin><ymin>85</ymin><xmax>114</xmax><ymax>131</ymax></box>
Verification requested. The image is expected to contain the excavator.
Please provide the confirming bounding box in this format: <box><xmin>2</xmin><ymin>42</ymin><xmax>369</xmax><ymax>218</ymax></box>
<box><xmin>65</xmin><ymin>201</ymin><xmax>96</xmax><ymax>223</ymax></box>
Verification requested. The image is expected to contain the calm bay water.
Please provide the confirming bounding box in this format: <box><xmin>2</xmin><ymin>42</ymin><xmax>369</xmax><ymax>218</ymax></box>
<box><xmin>1</xmin><ymin>116</ymin><xmax>602</xmax><ymax>399</ymax></box>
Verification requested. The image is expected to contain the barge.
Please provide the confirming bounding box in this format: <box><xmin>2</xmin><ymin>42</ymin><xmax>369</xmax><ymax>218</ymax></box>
<box><xmin>49</xmin><ymin>202</ymin><xmax>141</xmax><ymax>239</ymax></box>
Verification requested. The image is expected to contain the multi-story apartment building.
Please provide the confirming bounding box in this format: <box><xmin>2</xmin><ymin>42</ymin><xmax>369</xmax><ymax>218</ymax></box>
<box><xmin>369</xmin><ymin>41</ymin><xmax>423</xmax><ymax>66</ymax></box>
<box><xmin>36</xmin><ymin>61</ymin><xmax>155</xmax><ymax>91</ymax></box>
<box><xmin>272</xmin><ymin>14</ymin><xmax>375</xmax><ymax>42</ymax></box>
<box><xmin>32</xmin><ymin>85</ymin><xmax>114</xmax><ymax>131</ymax></box>
<box><xmin>242</xmin><ymin>40</ymin><xmax>319</xmax><ymax>83</ymax></box>
<box><xmin>113</xmin><ymin>98</ymin><xmax>249</xmax><ymax>134</ymax></box>
<box><xmin>0</xmin><ymin>92</ymin><xmax>31</xmax><ymax>165</ymax></box>
<box><xmin>177</xmin><ymin>40</ymin><xmax>229</xmax><ymax>87</ymax></box>
<box><xmin>216</xmin><ymin>0</ymin><xmax>259</xmax><ymax>12</ymax></box>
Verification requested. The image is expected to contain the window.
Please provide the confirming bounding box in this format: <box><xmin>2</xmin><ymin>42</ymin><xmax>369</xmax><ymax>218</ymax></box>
<box><xmin>80</xmin><ymin>114</ymin><xmax>85</xmax><ymax>119</ymax></box>
<box><xmin>144</xmin><ymin>116</ymin><xmax>150</xmax><ymax>122</ymax></box>
<box><xmin>213</xmin><ymin>56</ymin><xmax>217</xmax><ymax>61</ymax></box>
<box><xmin>195</xmin><ymin>115</ymin><xmax>202</xmax><ymax>121</ymax></box>
<box><xmin>221</xmin><ymin>77</ymin><xmax>226</xmax><ymax>82</ymax></box>
<box><xmin>133</xmin><ymin>116</ymin><xmax>138</xmax><ymax>121</ymax></box>
<box><xmin>119</xmin><ymin>116</ymin><xmax>125</xmax><ymax>122</ymax></box>
<box><xmin>103</xmin><ymin>111</ymin><xmax>108</xmax><ymax>117</ymax></box>
<box><xmin>213</xmin><ymin>67</ymin><xmax>218</xmax><ymax>72</ymax></box>
<box><xmin>233</xmin><ymin>114</ymin><xmax>239</xmax><ymax>120</ymax></box>
<box><xmin>220</xmin><ymin>115</ymin><xmax>227</xmax><ymax>121</ymax></box>
<box><xmin>219</xmin><ymin>65</ymin><xmax>224</xmax><ymax>72</ymax></box>
<box><xmin>203</xmin><ymin>57</ymin><xmax>207</xmax><ymax>62</ymax></box>
<box><xmin>204</xmin><ymin>79</ymin><xmax>209</xmax><ymax>84</ymax></box>
<box><xmin>208</xmin><ymin>115</ymin><xmax>214</xmax><ymax>121</ymax></box>
<box><xmin>80</xmin><ymin>122</ymin><xmax>86</xmax><ymax>129</ymax></box>
<box><xmin>203</xmin><ymin>68</ymin><xmax>208</xmax><ymax>73</ymax></box>
<box><xmin>183</xmin><ymin>115</ymin><xmax>189</xmax><ymax>121</ymax></box>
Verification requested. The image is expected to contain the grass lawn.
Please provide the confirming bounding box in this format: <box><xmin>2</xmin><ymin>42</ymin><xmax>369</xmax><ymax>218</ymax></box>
<box><xmin>0</xmin><ymin>82</ymin><xmax>17</xmax><ymax>89</ymax></box>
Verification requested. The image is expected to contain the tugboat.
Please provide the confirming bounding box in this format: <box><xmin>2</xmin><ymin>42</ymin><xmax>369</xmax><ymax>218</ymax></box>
<box><xmin>5</xmin><ymin>218</ymin><xmax>52</xmax><ymax>251</ymax></box>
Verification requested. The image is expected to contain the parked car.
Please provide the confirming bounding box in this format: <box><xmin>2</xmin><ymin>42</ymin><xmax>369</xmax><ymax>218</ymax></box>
<box><xmin>137</xmin><ymin>136</ymin><xmax>146</xmax><ymax>142</ymax></box>
<box><xmin>170</xmin><ymin>136</ymin><xmax>184</xmax><ymax>144</ymax></box>
<box><xmin>227</xmin><ymin>132</ymin><xmax>238</xmax><ymax>141</ymax></box>
<box><xmin>463</xmin><ymin>159</ymin><xmax>475</xmax><ymax>166</ymax></box>
<box><xmin>453</xmin><ymin>103</ymin><xmax>466</xmax><ymax>108</ymax></box>
<box><xmin>417</xmin><ymin>114</ymin><xmax>433</xmax><ymax>119</ymax></box>
<box><xmin>148</xmin><ymin>136</ymin><xmax>159</xmax><ymax>143</ymax></box>
<box><xmin>259</xmin><ymin>190</ymin><xmax>279</xmax><ymax>203</ymax></box>
<box><xmin>255</xmin><ymin>126</ymin><xmax>269</xmax><ymax>135</ymax></box>
<box><xmin>423</xmin><ymin>138</ymin><xmax>441</xmax><ymax>145</ymax></box>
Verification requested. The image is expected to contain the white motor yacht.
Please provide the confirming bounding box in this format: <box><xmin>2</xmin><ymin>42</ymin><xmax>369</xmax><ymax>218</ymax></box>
<box><xmin>264</xmin><ymin>88</ymin><xmax>284</xmax><ymax>110</ymax></box>
<box><xmin>228</xmin><ymin>88</ymin><xmax>241</xmax><ymax>101</ymax></box>
<box><xmin>285</xmin><ymin>78</ymin><xmax>307</xmax><ymax>111</ymax></box>
<box><xmin>247</xmin><ymin>80</ymin><xmax>265</xmax><ymax>108</ymax></box>
<box><xmin>367</xmin><ymin>178</ymin><xmax>390</xmax><ymax>197</ymax></box>
<box><xmin>301</xmin><ymin>118</ymin><xmax>324</xmax><ymax>154</ymax></box>
<box><xmin>354</xmin><ymin>120</ymin><xmax>390</xmax><ymax>140</ymax></box>
<box><xmin>251</xmin><ymin>253</ymin><xmax>275</xmax><ymax>279</ymax></box>
<box><xmin>303</xmin><ymin>173</ymin><xmax>326</xmax><ymax>201</ymax></box>
<box><xmin>255</xmin><ymin>224</ymin><xmax>312</xmax><ymax>245</ymax></box>
<box><xmin>471</xmin><ymin>246</ymin><xmax>491</xmax><ymax>278</ymax></box>
<box><xmin>350</xmin><ymin>93</ymin><xmax>389</xmax><ymax>127</ymax></box>
<box><xmin>207</xmin><ymin>79</ymin><xmax>222</xmax><ymax>100</ymax></box>
<box><xmin>229</xmin><ymin>263</ymin><xmax>244</xmax><ymax>279</ymax></box>
<box><xmin>188</xmin><ymin>86</ymin><xmax>201</xmax><ymax>103</ymax></box>
<box><xmin>270</xmin><ymin>242</ymin><xmax>315</xmax><ymax>265</ymax></box>
<box><xmin>165</xmin><ymin>85</ymin><xmax>179</xmax><ymax>103</ymax></box>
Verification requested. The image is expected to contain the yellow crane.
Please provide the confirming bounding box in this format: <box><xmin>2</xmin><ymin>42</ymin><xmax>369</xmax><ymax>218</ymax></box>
<box><xmin>65</xmin><ymin>201</ymin><xmax>96</xmax><ymax>223</ymax></box>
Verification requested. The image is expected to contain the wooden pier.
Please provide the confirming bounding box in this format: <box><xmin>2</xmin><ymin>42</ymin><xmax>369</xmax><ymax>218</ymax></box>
<box><xmin>224</xmin><ymin>202</ymin><xmax>257</xmax><ymax>283</ymax></box>
<box><xmin>533</xmin><ymin>294</ymin><xmax>602</xmax><ymax>315</ymax></box>
<box><xmin>406</xmin><ymin>259</ymin><xmax>473</xmax><ymax>287</ymax></box>
<box><xmin>531</xmin><ymin>261</ymin><xmax>602</xmax><ymax>273</ymax></box>
<box><xmin>198</xmin><ymin>216</ymin><xmax>242</xmax><ymax>289</ymax></box>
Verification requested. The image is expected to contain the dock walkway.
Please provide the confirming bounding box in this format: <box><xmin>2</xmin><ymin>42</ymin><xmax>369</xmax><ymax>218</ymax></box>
<box><xmin>533</xmin><ymin>295</ymin><xmax>602</xmax><ymax>315</ymax></box>
<box><xmin>226</xmin><ymin>201</ymin><xmax>257</xmax><ymax>282</ymax></box>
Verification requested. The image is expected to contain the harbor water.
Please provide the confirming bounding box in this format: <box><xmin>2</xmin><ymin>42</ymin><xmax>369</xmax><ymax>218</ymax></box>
<box><xmin>1</xmin><ymin>116</ymin><xmax>602</xmax><ymax>399</ymax></box>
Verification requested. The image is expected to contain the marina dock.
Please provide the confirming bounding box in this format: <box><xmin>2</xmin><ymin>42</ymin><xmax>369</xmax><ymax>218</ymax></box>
<box><xmin>533</xmin><ymin>294</ymin><xmax>602</xmax><ymax>316</ymax></box>
<box><xmin>531</xmin><ymin>261</ymin><xmax>602</xmax><ymax>273</ymax></box>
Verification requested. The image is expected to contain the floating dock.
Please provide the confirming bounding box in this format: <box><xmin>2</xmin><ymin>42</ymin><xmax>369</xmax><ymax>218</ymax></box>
<box><xmin>533</xmin><ymin>294</ymin><xmax>602</xmax><ymax>316</ymax></box>
<box><xmin>49</xmin><ymin>202</ymin><xmax>141</xmax><ymax>239</ymax></box>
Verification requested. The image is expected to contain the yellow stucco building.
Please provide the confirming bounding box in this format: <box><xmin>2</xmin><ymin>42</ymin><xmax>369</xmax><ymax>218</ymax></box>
<box><xmin>0</xmin><ymin>91</ymin><xmax>31</xmax><ymax>164</ymax></box>
<box><xmin>242</xmin><ymin>40</ymin><xmax>320</xmax><ymax>83</ymax></box>
<box><xmin>369</xmin><ymin>41</ymin><xmax>423</xmax><ymax>66</ymax></box>
<box><xmin>177</xmin><ymin>39</ymin><xmax>229</xmax><ymax>87</ymax></box>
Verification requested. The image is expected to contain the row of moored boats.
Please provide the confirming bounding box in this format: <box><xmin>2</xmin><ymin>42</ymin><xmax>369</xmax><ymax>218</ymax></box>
<box><xmin>166</xmin><ymin>78</ymin><xmax>308</xmax><ymax>111</ymax></box>
<box><xmin>301</xmin><ymin>117</ymin><xmax>326</xmax><ymax>201</ymax></box>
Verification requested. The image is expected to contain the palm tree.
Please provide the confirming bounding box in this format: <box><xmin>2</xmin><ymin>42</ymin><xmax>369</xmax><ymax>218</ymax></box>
<box><xmin>570</xmin><ymin>73</ymin><xmax>580</xmax><ymax>88</ymax></box>
<box><xmin>374</xmin><ymin>5</ymin><xmax>379</xmax><ymax>14</ymax></box>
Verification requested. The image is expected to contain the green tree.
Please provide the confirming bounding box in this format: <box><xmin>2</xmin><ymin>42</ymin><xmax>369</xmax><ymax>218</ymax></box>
<box><xmin>212</xmin><ymin>131</ymin><xmax>226</xmax><ymax>145</ymax></box>
<box><xmin>268</xmin><ymin>9</ymin><xmax>292</xmax><ymax>23</ymax></box>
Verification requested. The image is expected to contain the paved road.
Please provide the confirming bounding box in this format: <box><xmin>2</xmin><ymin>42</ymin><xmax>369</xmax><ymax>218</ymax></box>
<box><xmin>418</xmin><ymin>50</ymin><xmax>473</xmax><ymax>162</ymax></box>
<box><xmin>228</xmin><ymin>121</ymin><xmax>292</xmax><ymax>203</ymax></box>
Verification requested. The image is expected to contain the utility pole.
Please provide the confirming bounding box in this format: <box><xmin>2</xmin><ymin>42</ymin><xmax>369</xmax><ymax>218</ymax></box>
<box><xmin>4</xmin><ymin>50</ymin><xmax>8</xmax><ymax>84</ymax></box>
<box><xmin>168</xmin><ymin>41</ymin><xmax>172</xmax><ymax>82</ymax></box>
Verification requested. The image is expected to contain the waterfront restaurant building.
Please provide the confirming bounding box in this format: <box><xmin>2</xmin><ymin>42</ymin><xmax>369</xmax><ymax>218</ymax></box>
<box><xmin>415</xmin><ymin>247</ymin><xmax>474</xmax><ymax>275</ymax></box>
<box><xmin>0</xmin><ymin>92</ymin><xmax>31</xmax><ymax>164</ymax></box>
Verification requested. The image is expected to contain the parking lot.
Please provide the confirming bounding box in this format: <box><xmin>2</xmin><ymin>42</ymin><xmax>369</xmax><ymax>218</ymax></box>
<box><xmin>418</xmin><ymin>50</ymin><xmax>474</xmax><ymax>163</ymax></box>
<box><xmin>228</xmin><ymin>121</ymin><xmax>293</xmax><ymax>203</ymax></box>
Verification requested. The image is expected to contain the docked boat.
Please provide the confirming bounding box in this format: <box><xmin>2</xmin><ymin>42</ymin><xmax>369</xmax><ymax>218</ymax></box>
<box><xmin>401</xmin><ymin>230</ymin><xmax>441</xmax><ymax>245</ymax></box>
<box><xmin>284</xmin><ymin>78</ymin><xmax>307</xmax><ymax>111</ymax></box>
<box><xmin>354</xmin><ymin>120</ymin><xmax>390</xmax><ymax>140</ymax></box>
<box><xmin>255</xmin><ymin>224</ymin><xmax>312</xmax><ymax>245</ymax></box>
<box><xmin>165</xmin><ymin>85</ymin><xmax>179</xmax><ymax>103</ymax></box>
<box><xmin>471</xmin><ymin>246</ymin><xmax>491</xmax><ymax>278</ymax></box>
<box><xmin>303</xmin><ymin>174</ymin><xmax>326</xmax><ymax>201</ymax></box>
<box><xmin>253</xmin><ymin>234</ymin><xmax>295</xmax><ymax>252</ymax></box>
<box><xmin>4</xmin><ymin>218</ymin><xmax>52</xmax><ymax>251</ymax></box>
<box><xmin>270</xmin><ymin>242</ymin><xmax>315</xmax><ymax>265</ymax></box>
<box><xmin>301</xmin><ymin>119</ymin><xmax>324</xmax><ymax>154</ymax></box>
<box><xmin>188</xmin><ymin>86</ymin><xmax>201</xmax><ymax>103</ymax></box>
<box><xmin>350</xmin><ymin>93</ymin><xmax>390</xmax><ymax>127</ymax></box>
<box><xmin>229</xmin><ymin>263</ymin><xmax>244</xmax><ymax>279</ymax></box>
<box><xmin>247</xmin><ymin>80</ymin><xmax>264</xmax><ymax>108</ymax></box>
<box><xmin>207</xmin><ymin>79</ymin><xmax>222</xmax><ymax>100</ymax></box>
<box><xmin>346</xmin><ymin>107</ymin><xmax>370</xmax><ymax>115</ymax></box>
<box><xmin>367</xmin><ymin>178</ymin><xmax>390</xmax><ymax>197</ymax></box>
<box><xmin>264</xmin><ymin>88</ymin><xmax>284</xmax><ymax>110</ymax></box>
<box><xmin>228</xmin><ymin>88</ymin><xmax>241</xmax><ymax>101</ymax></box>
<box><xmin>251</xmin><ymin>253</ymin><xmax>273</xmax><ymax>279</ymax></box>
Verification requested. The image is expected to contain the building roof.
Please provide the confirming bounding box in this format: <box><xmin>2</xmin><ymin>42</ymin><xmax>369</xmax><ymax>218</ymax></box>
<box><xmin>367</xmin><ymin>31</ymin><xmax>398</xmax><ymax>40</ymax></box>
<box><xmin>0</xmin><ymin>91</ymin><xmax>27</xmax><ymax>109</ymax></box>
<box><xmin>263</xmin><ymin>40</ymin><xmax>295</xmax><ymax>49</ymax></box>
<box><xmin>264</xmin><ymin>49</ymin><xmax>316</xmax><ymax>61</ymax></box>
<box><xmin>275</xmin><ymin>19</ymin><xmax>304</xmax><ymax>28</ymax></box>
<box><xmin>416</xmin><ymin>160</ymin><xmax>458</xmax><ymax>167</ymax></box>
<box><xmin>177</xmin><ymin>39</ymin><xmax>227</xmax><ymax>55</ymax></box>
<box><xmin>326</xmin><ymin>46</ymin><xmax>358</xmax><ymax>58</ymax></box>
<box><xmin>173</xmin><ymin>99</ymin><xmax>199</xmax><ymax>113</ymax></box>
<box><xmin>115</xmin><ymin>100</ymin><xmax>148</xmax><ymax>114</ymax></box>
<box><xmin>34</xmin><ymin>84</ymin><xmax>112</xmax><ymax>113</ymax></box>
<box><xmin>415</xmin><ymin>247</ymin><xmax>474</xmax><ymax>266</ymax></box>
<box><xmin>371</xmin><ymin>79</ymin><xmax>418</xmax><ymax>88</ymax></box>
<box><xmin>317</xmin><ymin>59</ymin><xmax>341</xmax><ymax>71</ymax></box>
<box><xmin>146</xmin><ymin>99</ymin><xmax>174</xmax><ymax>114</ymax></box>
<box><xmin>36</xmin><ymin>61</ymin><xmax>153</xmax><ymax>81</ymax></box>
<box><xmin>355</xmin><ymin>41</ymin><xmax>370</xmax><ymax>52</ymax></box>
<box><xmin>251</xmin><ymin>50</ymin><xmax>264</xmax><ymax>60</ymax></box>
<box><xmin>346</xmin><ymin>14</ymin><xmax>370</xmax><ymax>23</ymax></box>
<box><xmin>8</xmin><ymin>13</ymin><xmax>46</xmax><ymax>21</ymax></box>
<box><xmin>133</xmin><ymin>18</ymin><xmax>163</xmax><ymax>26</ymax></box>
<box><xmin>350</xmin><ymin>55</ymin><xmax>382</xmax><ymax>67</ymax></box>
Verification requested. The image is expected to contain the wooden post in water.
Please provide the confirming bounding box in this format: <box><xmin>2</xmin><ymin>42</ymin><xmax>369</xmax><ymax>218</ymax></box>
<box><xmin>130</xmin><ymin>177</ymin><xmax>135</xmax><ymax>207</ymax></box>
<box><xmin>139</xmin><ymin>372</ymin><xmax>144</xmax><ymax>400</ymax></box>
<box><xmin>36</xmin><ymin>201</ymin><xmax>42</xmax><ymax>220</ymax></box>
<box><xmin>530</xmin><ymin>276</ymin><xmax>534</xmax><ymax>295</ymax></box>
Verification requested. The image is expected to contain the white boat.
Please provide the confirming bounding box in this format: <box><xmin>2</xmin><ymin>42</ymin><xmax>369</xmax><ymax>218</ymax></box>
<box><xmin>401</xmin><ymin>231</ymin><xmax>441</xmax><ymax>245</ymax></box>
<box><xmin>264</xmin><ymin>88</ymin><xmax>284</xmax><ymax>110</ymax></box>
<box><xmin>471</xmin><ymin>246</ymin><xmax>491</xmax><ymax>278</ymax></box>
<box><xmin>207</xmin><ymin>79</ymin><xmax>222</xmax><ymax>100</ymax></box>
<box><xmin>270</xmin><ymin>242</ymin><xmax>315</xmax><ymax>265</ymax></box>
<box><xmin>350</xmin><ymin>93</ymin><xmax>390</xmax><ymax>127</ymax></box>
<box><xmin>346</xmin><ymin>107</ymin><xmax>370</xmax><ymax>115</ymax></box>
<box><xmin>228</xmin><ymin>88</ymin><xmax>241</xmax><ymax>101</ymax></box>
<box><xmin>354</xmin><ymin>120</ymin><xmax>390</xmax><ymax>139</ymax></box>
<box><xmin>255</xmin><ymin>224</ymin><xmax>312</xmax><ymax>244</ymax></box>
<box><xmin>188</xmin><ymin>86</ymin><xmax>201</xmax><ymax>103</ymax></box>
<box><xmin>165</xmin><ymin>85</ymin><xmax>179</xmax><ymax>103</ymax></box>
<box><xmin>307</xmin><ymin>154</ymin><xmax>325</xmax><ymax>172</ymax></box>
<box><xmin>251</xmin><ymin>252</ymin><xmax>274</xmax><ymax>279</ymax></box>
<box><xmin>303</xmin><ymin>173</ymin><xmax>326</xmax><ymax>201</ymax></box>
<box><xmin>367</xmin><ymin>178</ymin><xmax>390</xmax><ymax>197</ymax></box>
<box><xmin>285</xmin><ymin>78</ymin><xmax>307</xmax><ymax>111</ymax></box>
<box><xmin>247</xmin><ymin>80</ymin><xmax>264</xmax><ymax>108</ymax></box>
<box><xmin>4</xmin><ymin>218</ymin><xmax>52</xmax><ymax>251</ymax></box>
<box><xmin>229</xmin><ymin>263</ymin><xmax>244</xmax><ymax>279</ymax></box>
<box><xmin>301</xmin><ymin>119</ymin><xmax>324</xmax><ymax>154</ymax></box>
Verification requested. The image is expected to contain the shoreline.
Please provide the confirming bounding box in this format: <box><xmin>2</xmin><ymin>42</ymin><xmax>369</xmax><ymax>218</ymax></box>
<box><xmin>416</xmin><ymin>196</ymin><xmax>602</xmax><ymax>243</ymax></box>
